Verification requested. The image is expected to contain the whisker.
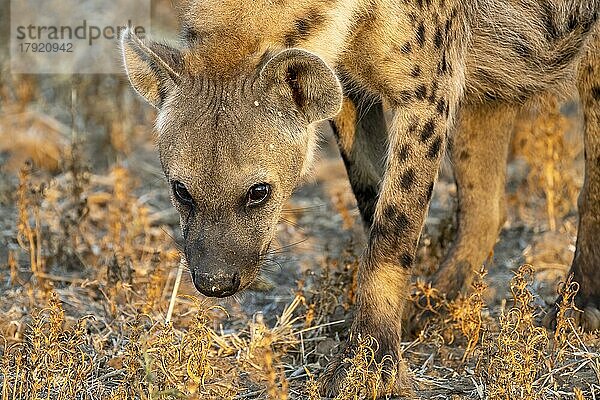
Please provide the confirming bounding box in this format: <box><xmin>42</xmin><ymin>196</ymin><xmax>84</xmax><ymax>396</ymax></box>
<box><xmin>161</xmin><ymin>227</ymin><xmax>184</xmax><ymax>251</ymax></box>
<box><xmin>171</xmin><ymin>263</ymin><xmax>191</xmax><ymax>273</ymax></box>
<box><xmin>281</xmin><ymin>204</ymin><xmax>325</xmax><ymax>214</ymax></box>
<box><xmin>151</xmin><ymin>176</ymin><xmax>168</xmax><ymax>186</ymax></box>
<box><xmin>262</xmin><ymin>256</ymin><xmax>300</xmax><ymax>263</ymax></box>
<box><xmin>231</xmin><ymin>291</ymin><xmax>246</xmax><ymax>304</ymax></box>
<box><xmin>269</xmin><ymin>237</ymin><xmax>310</xmax><ymax>253</ymax></box>
<box><xmin>264</xmin><ymin>257</ymin><xmax>301</xmax><ymax>270</ymax></box>
<box><xmin>279</xmin><ymin>217</ymin><xmax>304</xmax><ymax>230</ymax></box>
<box><xmin>261</xmin><ymin>260</ymin><xmax>284</xmax><ymax>273</ymax></box>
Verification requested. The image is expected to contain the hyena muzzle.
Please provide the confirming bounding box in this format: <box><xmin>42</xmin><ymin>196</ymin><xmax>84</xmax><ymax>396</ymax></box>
<box><xmin>121</xmin><ymin>0</ymin><xmax>600</xmax><ymax>396</ymax></box>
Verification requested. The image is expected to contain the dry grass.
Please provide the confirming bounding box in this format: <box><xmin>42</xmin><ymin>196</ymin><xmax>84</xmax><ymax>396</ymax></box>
<box><xmin>446</xmin><ymin>267</ymin><xmax>487</xmax><ymax>360</ymax></box>
<box><xmin>411</xmin><ymin>267</ymin><xmax>488</xmax><ymax>361</ymax></box>
<box><xmin>512</xmin><ymin>96</ymin><xmax>581</xmax><ymax>231</ymax></box>
<box><xmin>482</xmin><ymin>265</ymin><xmax>550</xmax><ymax>400</ymax></box>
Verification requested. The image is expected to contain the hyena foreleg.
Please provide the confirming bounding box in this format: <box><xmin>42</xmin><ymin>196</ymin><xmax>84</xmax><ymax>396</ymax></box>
<box><xmin>321</xmin><ymin>49</ymin><xmax>466</xmax><ymax>400</ymax></box>
<box><xmin>317</xmin><ymin>0</ymin><xmax>471</xmax><ymax>393</ymax></box>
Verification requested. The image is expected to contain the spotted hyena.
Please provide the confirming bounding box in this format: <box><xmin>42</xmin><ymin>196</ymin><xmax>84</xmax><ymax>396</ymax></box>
<box><xmin>121</xmin><ymin>0</ymin><xmax>600</xmax><ymax>396</ymax></box>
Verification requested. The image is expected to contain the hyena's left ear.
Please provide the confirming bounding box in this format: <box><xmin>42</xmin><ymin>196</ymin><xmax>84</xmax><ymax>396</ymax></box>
<box><xmin>260</xmin><ymin>49</ymin><xmax>343</xmax><ymax>123</ymax></box>
<box><xmin>120</xmin><ymin>27</ymin><xmax>183</xmax><ymax>108</ymax></box>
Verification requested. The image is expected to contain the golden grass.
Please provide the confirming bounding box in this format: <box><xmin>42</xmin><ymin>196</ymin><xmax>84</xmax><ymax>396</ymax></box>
<box><xmin>512</xmin><ymin>96</ymin><xmax>581</xmax><ymax>231</ymax></box>
<box><xmin>482</xmin><ymin>265</ymin><xmax>550</xmax><ymax>400</ymax></box>
<box><xmin>446</xmin><ymin>267</ymin><xmax>487</xmax><ymax>360</ymax></box>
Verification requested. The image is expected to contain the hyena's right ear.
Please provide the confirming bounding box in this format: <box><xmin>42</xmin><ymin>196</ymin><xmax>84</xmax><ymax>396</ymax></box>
<box><xmin>260</xmin><ymin>49</ymin><xmax>343</xmax><ymax>124</ymax></box>
<box><xmin>120</xmin><ymin>27</ymin><xmax>183</xmax><ymax>108</ymax></box>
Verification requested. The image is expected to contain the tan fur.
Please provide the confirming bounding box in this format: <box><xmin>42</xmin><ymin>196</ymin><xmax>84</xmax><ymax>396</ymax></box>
<box><xmin>177</xmin><ymin>0</ymin><xmax>360</xmax><ymax>75</ymax></box>
<box><xmin>334</xmin><ymin>98</ymin><xmax>358</xmax><ymax>155</ymax></box>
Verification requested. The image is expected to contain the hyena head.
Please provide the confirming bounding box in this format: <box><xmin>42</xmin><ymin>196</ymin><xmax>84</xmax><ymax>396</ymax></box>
<box><xmin>120</xmin><ymin>29</ymin><xmax>342</xmax><ymax>298</ymax></box>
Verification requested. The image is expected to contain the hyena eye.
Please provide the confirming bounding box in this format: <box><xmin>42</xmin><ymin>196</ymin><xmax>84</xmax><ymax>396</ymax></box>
<box><xmin>246</xmin><ymin>183</ymin><xmax>271</xmax><ymax>207</ymax></box>
<box><xmin>172</xmin><ymin>181</ymin><xmax>194</xmax><ymax>206</ymax></box>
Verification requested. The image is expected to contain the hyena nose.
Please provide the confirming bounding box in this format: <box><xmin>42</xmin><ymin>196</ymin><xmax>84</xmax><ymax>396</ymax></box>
<box><xmin>192</xmin><ymin>270</ymin><xmax>241</xmax><ymax>298</ymax></box>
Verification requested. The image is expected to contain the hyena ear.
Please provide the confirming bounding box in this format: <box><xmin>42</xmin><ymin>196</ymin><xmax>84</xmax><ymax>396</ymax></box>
<box><xmin>120</xmin><ymin>27</ymin><xmax>183</xmax><ymax>108</ymax></box>
<box><xmin>260</xmin><ymin>49</ymin><xmax>343</xmax><ymax>123</ymax></box>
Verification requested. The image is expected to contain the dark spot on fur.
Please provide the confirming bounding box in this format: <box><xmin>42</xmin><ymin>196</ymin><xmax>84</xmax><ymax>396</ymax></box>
<box><xmin>401</xmin><ymin>169</ymin><xmax>416</xmax><ymax>190</ymax></box>
<box><xmin>427</xmin><ymin>136</ymin><xmax>443</xmax><ymax>159</ymax></box>
<box><xmin>401</xmin><ymin>42</ymin><xmax>412</xmax><ymax>54</ymax></box>
<box><xmin>444</xmin><ymin>18</ymin><xmax>452</xmax><ymax>37</ymax></box>
<box><xmin>296</xmin><ymin>10</ymin><xmax>325</xmax><ymax>36</ymax></box>
<box><xmin>434</xmin><ymin>26</ymin><xmax>443</xmax><ymax>48</ymax></box>
<box><xmin>420</xmin><ymin>119</ymin><xmax>436</xmax><ymax>142</ymax></box>
<box><xmin>436</xmin><ymin>98</ymin><xmax>447</xmax><ymax>115</ymax></box>
<box><xmin>400</xmin><ymin>252</ymin><xmax>414</xmax><ymax>268</ymax></box>
<box><xmin>591</xmin><ymin>86</ymin><xmax>600</xmax><ymax>101</ymax></box>
<box><xmin>438</xmin><ymin>53</ymin><xmax>448</xmax><ymax>75</ymax></box>
<box><xmin>399</xmin><ymin>144</ymin><xmax>411</xmax><ymax>162</ymax></box>
<box><xmin>415</xmin><ymin>84</ymin><xmax>427</xmax><ymax>100</ymax></box>
<box><xmin>428</xmin><ymin>81</ymin><xmax>439</xmax><ymax>104</ymax></box>
<box><xmin>408</xmin><ymin>13</ymin><xmax>419</xmax><ymax>26</ymax></box>
<box><xmin>459</xmin><ymin>150</ymin><xmax>470</xmax><ymax>161</ymax></box>
<box><xmin>416</xmin><ymin>22</ymin><xmax>426</xmax><ymax>47</ymax></box>
<box><xmin>411</xmin><ymin>65</ymin><xmax>422</xmax><ymax>78</ymax></box>
<box><xmin>371</xmin><ymin>206</ymin><xmax>410</xmax><ymax>246</ymax></box>
<box><xmin>284</xmin><ymin>9</ymin><xmax>326</xmax><ymax>47</ymax></box>
<box><xmin>181</xmin><ymin>24</ymin><xmax>199</xmax><ymax>43</ymax></box>
<box><xmin>383</xmin><ymin>207</ymin><xmax>410</xmax><ymax>233</ymax></box>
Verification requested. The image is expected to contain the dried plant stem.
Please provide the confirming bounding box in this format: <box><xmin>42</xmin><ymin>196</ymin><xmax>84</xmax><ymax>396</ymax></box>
<box><xmin>166</xmin><ymin>259</ymin><xmax>184</xmax><ymax>324</ymax></box>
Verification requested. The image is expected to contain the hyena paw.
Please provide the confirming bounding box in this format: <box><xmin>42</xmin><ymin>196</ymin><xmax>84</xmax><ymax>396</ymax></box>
<box><xmin>318</xmin><ymin>337</ymin><xmax>414</xmax><ymax>399</ymax></box>
<box><xmin>544</xmin><ymin>299</ymin><xmax>600</xmax><ymax>332</ymax></box>
<box><xmin>432</xmin><ymin>260</ymin><xmax>473</xmax><ymax>301</ymax></box>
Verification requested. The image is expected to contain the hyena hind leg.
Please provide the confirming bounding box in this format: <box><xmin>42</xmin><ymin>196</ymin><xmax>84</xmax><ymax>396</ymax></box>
<box><xmin>546</xmin><ymin>33</ymin><xmax>600</xmax><ymax>331</ymax></box>
<box><xmin>433</xmin><ymin>102</ymin><xmax>517</xmax><ymax>300</ymax></box>
<box><xmin>330</xmin><ymin>89</ymin><xmax>388</xmax><ymax>228</ymax></box>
